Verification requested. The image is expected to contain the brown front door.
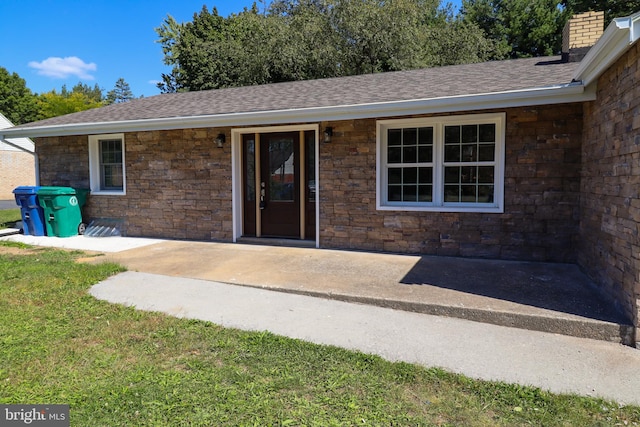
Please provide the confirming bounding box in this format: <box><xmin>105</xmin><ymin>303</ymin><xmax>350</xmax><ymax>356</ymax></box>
<box><xmin>260</xmin><ymin>132</ymin><xmax>300</xmax><ymax>237</ymax></box>
<box><xmin>242</xmin><ymin>130</ymin><xmax>316</xmax><ymax>240</ymax></box>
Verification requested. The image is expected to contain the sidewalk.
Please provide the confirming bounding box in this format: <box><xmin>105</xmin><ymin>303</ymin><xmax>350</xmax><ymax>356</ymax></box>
<box><xmin>91</xmin><ymin>271</ymin><xmax>640</xmax><ymax>406</ymax></box>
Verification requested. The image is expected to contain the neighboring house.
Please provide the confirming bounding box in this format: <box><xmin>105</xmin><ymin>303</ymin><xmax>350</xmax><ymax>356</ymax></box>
<box><xmin>0</xmin><ymin>113</ymin><xmax>36</xmax><ymax>199</ymax></box>
<box><xmin>2</xmin><ymin>11</ymin><xmax>639</xmax><ymax>347</ymax></box>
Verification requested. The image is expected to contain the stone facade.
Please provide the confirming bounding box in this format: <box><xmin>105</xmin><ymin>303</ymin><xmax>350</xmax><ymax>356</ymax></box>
<box><xmin>579</xmin><ymin>40</ymin><xmax>640</xmax><ymax>343</ymax></box>
<box><xmin>320</xmin><ymin>105</ymin><xmax>583</xmax><ymax>262</ymax></box>
<box><xmin>35</xmin><ymin>104</ymin><xmax>583</xmax><ymax>263</ymax></box>
<box><xmin>37</xmin><ymin>128</ymin><xmax>233</xmax><ymax>241</ymax></box>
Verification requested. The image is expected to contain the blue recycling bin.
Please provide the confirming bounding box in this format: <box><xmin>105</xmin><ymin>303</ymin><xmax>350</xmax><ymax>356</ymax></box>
<box><xmin>12</xmin><ymin>186</ymin><xmax>46</xmax><ymax>236</ymax></box>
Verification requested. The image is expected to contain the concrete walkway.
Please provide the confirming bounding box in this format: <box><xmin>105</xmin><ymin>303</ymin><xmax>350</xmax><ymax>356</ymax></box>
<box><xmin>2</xmin><ymin>234</ymin><xmax>639</xmax><ymax>404</ymax></box>
<box><xmin>91</xmin><ymin>271</ymin><xmax>640</xmax><ymax>406</ymax></box>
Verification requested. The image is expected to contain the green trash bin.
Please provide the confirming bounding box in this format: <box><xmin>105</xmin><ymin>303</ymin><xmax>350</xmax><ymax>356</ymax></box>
<box><xmin>37</xmin><ymin>187</ymin><xmax>86</xmax><ymax>237</ymax></box>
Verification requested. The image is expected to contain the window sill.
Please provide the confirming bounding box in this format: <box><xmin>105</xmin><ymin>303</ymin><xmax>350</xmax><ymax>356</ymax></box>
<box><xmin>90</xmin><ymin>190</ymin><xmax>126</xmax><ymax>196</ymax></box>
<box><xmin>377</xmin><ymin>204</ymin><xmax>503</xmax><ymax>213</ymax></box>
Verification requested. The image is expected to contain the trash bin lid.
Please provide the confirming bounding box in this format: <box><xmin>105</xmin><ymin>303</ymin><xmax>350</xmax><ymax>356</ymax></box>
<box><xmin>13</xmin><ymin>186</ymin><xmax>40</xmax><ymax>195</ymax></box>
<box><xmin>37</xmin><ymin>186</ymin><xmax>77</xmax><ymax>196</ymax></box>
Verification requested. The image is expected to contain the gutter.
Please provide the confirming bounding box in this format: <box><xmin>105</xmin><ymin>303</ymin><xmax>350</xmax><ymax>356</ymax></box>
<box><xmin>573</xmin><ymin>11</ymin><xmax>640</xmax><ymax>86</ymax></box>
<box><xmin>0</xmin><ymin>83</ymin><xmax>592</xmax><ymax>139</ymax></box>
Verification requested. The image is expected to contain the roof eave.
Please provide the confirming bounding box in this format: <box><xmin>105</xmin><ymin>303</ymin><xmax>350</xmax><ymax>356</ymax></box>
<box><xmin>0</xmin><ymin>83</ymin><xmax>592</xmax><ymax>139</ymax></box>
<box><xmin>573</xmin><ymin>11</ymin><xmax>640</xmax><ymax>86</ymax></box>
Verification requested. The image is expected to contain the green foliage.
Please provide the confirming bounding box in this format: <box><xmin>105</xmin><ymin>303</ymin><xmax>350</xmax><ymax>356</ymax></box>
<box><xmin>0</xmin><ymin>246</ymin><xmax>639</xmax><ymax>425</ymax></box>
<box><xmin>0</xmin><ymin>67</ymin><xmax>39</xmax><ymax>125</ymax></box>
<box><xmin>562</xmin><ymin>0</ymin><xmax>640</xmax><ymax>23</ymax></box>
<box><xmin>106</xmin><ymin>78</ymin><xmax>135</xmax><ymax>104</ymax></box>
<box><xmin>36</xmin><ymin>89</ymin><xmax>104</xmax><ymax>120</ymax></box>
<box><xmin>460</xmin><ymin>0</ymin><xmax>568</xmax><ymax>58</ymax></box>
<box><xmin>156</xmin><ymin>0</ymin><xmax>500</xmax><ymax>92</ymax></box>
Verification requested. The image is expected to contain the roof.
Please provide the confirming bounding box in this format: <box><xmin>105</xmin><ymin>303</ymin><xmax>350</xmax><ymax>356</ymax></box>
<box><xmin>0</xmin><ymin>113</ymin><xmax>34</xmax><ymax>153</ymax></box>
<box><xmin>6</xmin><ymin>56</ymin><xmax>584</xmax><ymax>138</ymax></box>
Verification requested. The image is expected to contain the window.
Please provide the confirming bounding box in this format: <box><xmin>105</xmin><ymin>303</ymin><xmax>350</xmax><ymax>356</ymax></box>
<box><xmin>89</xmin><ymin>134</ymin><xmax>126</xmax><ymax>194</ymax></box>
<box><xmin>377</xmin><ymin>114</ymin><xmax>504</xmax><ymax>212</ymax></box>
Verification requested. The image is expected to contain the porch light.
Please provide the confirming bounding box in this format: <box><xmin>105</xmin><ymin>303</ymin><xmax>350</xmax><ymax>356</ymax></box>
<box><xmin>324</xmin><ymin>127</ymin><xmax>333</xmax><ymax>143</ymax></box>
<box><xmin>215</xmin><ymin>133</ymin><xmax>226</xmax><ymax>148</ymax></box>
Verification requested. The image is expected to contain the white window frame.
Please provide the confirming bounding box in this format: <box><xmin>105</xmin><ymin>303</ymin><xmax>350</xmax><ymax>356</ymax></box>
<box><xmin>88</xmin><ymin>133</ymin><xmax>126</xmax><ymax>195</ymax></box>
<box><xmin>377</xmin><ymin>113</ymin><xmax>505</xmax><ymax>213</ymax></box>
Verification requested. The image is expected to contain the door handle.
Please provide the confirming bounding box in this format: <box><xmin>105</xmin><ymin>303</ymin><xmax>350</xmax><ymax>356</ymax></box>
<box><xmin>259</xmin><ymin>182</ymin><xmax>266</xmax><ymax>209</ymax></box>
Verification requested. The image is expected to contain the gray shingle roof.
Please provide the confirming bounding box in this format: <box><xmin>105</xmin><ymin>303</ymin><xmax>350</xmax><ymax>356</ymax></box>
<box><xmin>13</xmin><ymin>56</ymin><xmax>580</xmax><ymax>130</ymax></box>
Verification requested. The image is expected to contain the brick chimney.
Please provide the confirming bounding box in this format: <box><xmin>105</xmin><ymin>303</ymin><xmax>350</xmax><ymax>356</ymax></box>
<box><xmin>562</xmin><ymin>11</ymin><xmax>605</xmax><ymax>62</ymax></box>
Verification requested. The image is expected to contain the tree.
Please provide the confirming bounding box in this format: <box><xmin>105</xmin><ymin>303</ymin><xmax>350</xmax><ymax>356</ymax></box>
<box><xmin>0</xmin><ymin>67</ymin><xmax>39</xmax><ymax>125</ymax></box>
<box><xmin>106</xmin><ymin>78</ymin><xmax>135</xmax><ymax>104</ymax></box>
<box><xmin>460</xmin><ymin>0</ymin><xmax>567</xmax><ymax>58</ymax></box>
<box><xmin>66</xmin><ymin>82</ymin><xmax>103</xmax><ymax>103</ymax></box>
<box><xmin>37</xmin><ymin>90</ymin><xmax>103</xmax><ymax>119</ymax></box>
<box><xmin>155</xmin><ymin>0</ymin><xmax>499</xmax><ymax>93</ymax></box>
<box><xmin>562</xmin><ymin>0</ymin><xmax>640</xmax><ymax>23</ymax></box>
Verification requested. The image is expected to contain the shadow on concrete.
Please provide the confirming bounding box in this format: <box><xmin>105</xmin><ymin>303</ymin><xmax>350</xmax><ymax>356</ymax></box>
<box><xmin>400</xmin><ymin>256</ymin><xmax>632</xmax><ymax>325</ymax></box>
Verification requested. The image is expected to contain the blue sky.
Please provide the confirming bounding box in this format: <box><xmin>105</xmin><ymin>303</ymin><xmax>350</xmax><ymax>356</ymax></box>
<box><xmin>1</xmin><ymin>0</ymin><xmax>462</xmax><ymax>99</ymax></box>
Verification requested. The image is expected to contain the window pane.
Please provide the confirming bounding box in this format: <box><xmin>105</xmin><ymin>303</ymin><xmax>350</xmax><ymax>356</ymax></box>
<box><xmin>388</xmin><ymin>147</ymin><xmax>402</xmax><ymax>163</ymax></box>
<box><xmin>444</xmin><ymin>126</ymin><xmax>460</xmax><ymax>144</ymax></box>
<box><xmin>478</xmin><ymin>166</ymin><xmax>494</xmax><ymax>183</ymax></box>
<box><xmin>479</xmin><ymin>124</ymin><xmax>495</xmax><ymax>142</ymax></box>
<box><xmin>461</xmin><ymin>185</ymin><xmax>477</xmax><ymax>202</ymax></box>
<box><xmin>461</xmin><ymin>166</ymin><xmax>476</xmax><ymax>183</ymax></box>
<box><xmin>268</xmin><ymin>139</ymin><xmax>295</xmax><ymax>201</ymax></box>
<box><xmin>444</xmin><ymin>145</ymin><xmax>460</xmax><ymax>162</ymax></box>
<box><xmin>418</xmin><ymin>167</ymin><xmax>432</xmax><ymax>184</ymax></box>
<box><xmin>478</xmin><ymin>144</ymin><xmax>495</xmax><ymax>161</ymax></box>
<box><xmin>478</xmin><ymin>185</ymin><xmax>494</xmax><ymax>203</ymax></box>
<box><xmin>418</xmin><ymin>145</ymin><xmax>432</xmax><ymax>162</ymax></box>
<box><xmin>444</xmin><ymin>167</ymin><xmax>459</xmax><ymax>184</ymax></box>
<box><xmin>245</xmin><ymin>139</ymin><xmax>255</xmax><ymax>201</ymax></box>
<box><xmin>102</xmin><ymin>164</ymin><xmax>123</xmax><ymax>189</ymax></box>
<box><xmin>418</xmin><ymin>127</ymin><xmax>433</xmax><ymax>145</ymax></box>
<box><xmin>403</xmin><ymin>167</ymin><xmax>417</xmax><ymax>184</ymax></box>
<box><xmin>403</xmin><ymin>185</ymin><xmax>417</xmax><ymax>201</ymax></box>
<box><xmin>388</xmin><ymin>185</ymin><xmax>402</xmax><ymax>201</ymax></box>
<box><xmin>388</xmin><ymin>129</ymin><xmax>402</xmax><ymax>146</ymax></box>
<box><xmin>403</xmin><ymin>146</ymin><xmax>417</xmax><ymax>163</ymax></box>
<box><xmin>306</xmin><ymin>132</ymin><xmax>315</xmax><ymax>202</ymax></box>
<box><xmin>462</xmin><ymin>125</ymin><xmax>477</xmax><ymax>143</ymax></box>
<box><xmin>403</xmin><ymin>128</ymin><xmax>417</xmax><ymax>146</ymax></box>
<box><xmin>388</xmin><ymin>168</ymin><xmax>402</xmax><ymax>184</ymax></box>
<box><xmin>461</xmin><ymin>144</ymin><xmax>477</xmax><ymax>162</ymax></box>
<box><xmin>418</xmin><ymin>185</ymin><xmax>432</xmax><ymax>202</ymax></box>
<box><xmin>444</xmin><ymin>185</ymin><xmax>460</xmax><ymax>202</ymax></box>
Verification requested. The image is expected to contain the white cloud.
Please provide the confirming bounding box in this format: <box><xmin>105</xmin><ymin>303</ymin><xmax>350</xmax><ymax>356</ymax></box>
<box><xmin>28</xmin><ymin>56</ymin><xmax>97</xmax><ymax>80</ymax></box>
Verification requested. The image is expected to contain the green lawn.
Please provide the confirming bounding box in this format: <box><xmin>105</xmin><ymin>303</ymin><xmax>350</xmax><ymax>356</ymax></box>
<box><xmin>0</xmin><ymin>243</ymin><xmax>638</xmax><ymax>426</ymax></box>
<box><xmin>0</xmin><ymin>208</ymin><xmax>20</xmax><ymax>229</ymax></box>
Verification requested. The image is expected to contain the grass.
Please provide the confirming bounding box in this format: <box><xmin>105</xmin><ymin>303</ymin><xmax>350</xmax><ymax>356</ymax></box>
<box><xmin>0</xmin><ymin>208</ymin><xmax>20</xmax><ymax>229</ymax></box>
<box><xmin>0</xmin><ymin>243</ymin><xmax>639</xmax><ymax>426</ymax></box>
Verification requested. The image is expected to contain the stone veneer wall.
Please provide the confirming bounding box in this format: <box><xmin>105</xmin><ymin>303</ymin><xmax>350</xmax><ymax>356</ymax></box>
<box><xmin>36</xmin><ymin>104</ymin><xmax>582</xmax><ymax>262</ymax></box>
<box><xmin>36</xmin><ymin>128</ymin><xmax>233</xmax><ymax>240</ymax></box>
<box><xmin>579</xmin><ymin>40</ymin><xmax>640</xmax><ymax>344</ymax></box>
<box><xmin>319</xmin><ymin>104</ymin><xmax>583</xmax><ymax>262</ymax></box>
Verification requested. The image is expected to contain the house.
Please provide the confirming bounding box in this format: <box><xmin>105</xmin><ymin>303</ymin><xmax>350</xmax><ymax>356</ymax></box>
<box><xmin>2</xmin><ymin>11</ymin><xmax>639</xmax><ymax>347</ymax></box>
<box><xmin>0</xmin><ymin>113</ymin><xmax>36</xmax><ymax>199</ymax></box>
